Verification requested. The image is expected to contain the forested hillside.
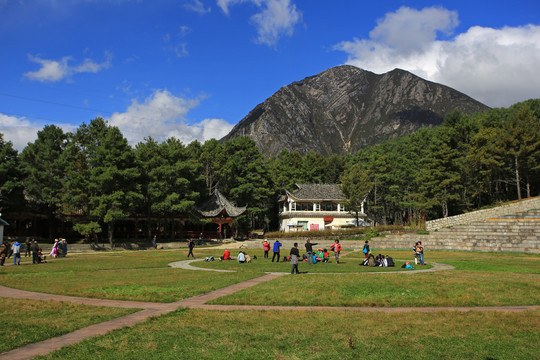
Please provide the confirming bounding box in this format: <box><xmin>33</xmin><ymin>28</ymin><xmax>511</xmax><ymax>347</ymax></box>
<box><xmin>0</xmin><ymin>99</ymin><xmax>538</xmax><ymax>241</ymax></box>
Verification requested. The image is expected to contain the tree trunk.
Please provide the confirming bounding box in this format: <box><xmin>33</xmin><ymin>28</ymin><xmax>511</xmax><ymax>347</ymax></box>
<box><xmin>526</xmin><ymin>174</ymin><xmax>531</xmax><ymax>198</ymax></box>
<box><xmin>108</xmin><ymin>221</ymin><xmax>114</xmax><ymax>250</ymax></box>
<box><xmin>442</xmin><ymin>201</ymin><xmax>449</xmax><ymax>218</ymax></box>
<box><xmin>170</xmin><ymin>217</ymin><xmax>175</xmax><ymax>241</ymax></box>
<box><xmin>515</xmin><ymin>155</ymin><xmax>521</xmax><ymax>200</ymax></box>
<box><xmin>48</xmin><ymin>213</ymin><xmax>55</xmax><ymax>242</ymax></box>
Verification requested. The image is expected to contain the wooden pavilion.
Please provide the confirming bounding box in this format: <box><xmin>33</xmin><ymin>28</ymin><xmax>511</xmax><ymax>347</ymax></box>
<box><xmin>195</xmin><ymin>189</ymin><xmax>247</xmax><ymax>239</ymax></box>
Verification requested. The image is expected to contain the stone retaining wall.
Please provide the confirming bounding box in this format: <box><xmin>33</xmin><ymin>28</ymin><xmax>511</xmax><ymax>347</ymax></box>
<box><xmin>426</xmin><ymin>196</ymin><xmax>540</xmax><ymax>230</ymax></box>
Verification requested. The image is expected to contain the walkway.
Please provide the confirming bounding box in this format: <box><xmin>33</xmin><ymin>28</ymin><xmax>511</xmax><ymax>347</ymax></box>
<box><xmin>0</xmin><ymin>257</ymin><xmax>537</xmax><ymax>360</ymax></box>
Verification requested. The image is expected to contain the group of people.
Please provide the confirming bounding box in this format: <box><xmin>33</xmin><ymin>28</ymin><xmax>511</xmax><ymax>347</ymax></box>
<box><xmin>413</xmin><ymin>241</ymin><xmax>425</xmax><ymax>265</ymax></box>
<box><xmin>49</xmin><ymin>238</ymin><xmax>68</xmax><ymax>258</ymax></box>
<box><xmin>0</xmin><ymin>238</ymin><xmax>48</xmax><ymax>266</ymax></box>
<box><xmin>361</xmin><ymin>253</ymin><xmax>395</xmax><ymax>267</ymax></box>
<box><xmin>263</xmin><ymin>239</ymin><xmax>342</xmax><ymax>265</ymax></box>
<box><xmin>211</xmin><ymin>238</ymin><xmax>424</xmax><ymax>275</ymax></box>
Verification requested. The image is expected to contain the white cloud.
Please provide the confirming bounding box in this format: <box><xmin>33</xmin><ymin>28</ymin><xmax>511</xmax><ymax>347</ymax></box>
<box><xmin>0</xmin><ymin>114</ymin><xmax>40</xmax><ymax>151</ymax></box>
<box><xmin>24</xmin><ymin>53</ymin><xmax>112</xmax><ymax>82</ymax></box>
<box><xmin>184</xmin><ymin>0</ymin><xmax>211</xmax><ymax>14</ymax></box>
<box><xmin>0</xmin><ymin>113</ymin><xmax>75</xmax><ymax>152</ymax></box>
<box><xmin>218</xmin><ymin>0</ymin><xmax>302</xmax><ymax>46</ymax></box>
<box><xmin>108</xmin><ymin>90</ymin><xmax>234</xmax><ymax>146</ymax></box>
<box><xmin>335</xmin><ymin>6</ymin><xmax>540</xmax><ymax>107</ymax></box>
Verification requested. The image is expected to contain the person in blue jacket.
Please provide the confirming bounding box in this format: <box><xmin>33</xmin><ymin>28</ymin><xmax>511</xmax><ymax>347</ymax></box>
<box><xmin>272</xmin><ymin>240</ymin><xmax>282</xmax><ymax>262</ymax></box>
<box><xmin>11</xmin><ymin>241</ymin><xmax>21</xmax><ymax>265</ymax></box>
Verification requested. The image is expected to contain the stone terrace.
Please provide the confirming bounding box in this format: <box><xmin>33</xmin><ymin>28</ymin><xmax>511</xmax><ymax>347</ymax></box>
<box><xmin>377</xmin><ymin>198</ymin><xmax>540</xmax><ymax>254</ymax></box>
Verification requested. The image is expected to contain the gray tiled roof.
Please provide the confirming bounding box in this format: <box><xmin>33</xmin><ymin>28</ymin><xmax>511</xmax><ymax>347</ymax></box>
<box><xmin>196</xmin><ymin>189</ymin><xmax>247</xmax><ymax>218</ymax></box>
<box><xmin>287</xmin><ymin>183</ymin><xmax>344</xmax><ymax>201</ymax></box>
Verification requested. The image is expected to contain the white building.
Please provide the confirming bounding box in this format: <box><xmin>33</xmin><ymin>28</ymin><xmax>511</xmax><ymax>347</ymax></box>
<box><xmin>0</xmin><ymin>216</ymin><xmax>8</xmax><ymax>244</ymax></box>
<box><xmin>278</xmin><ymin>184</ymin><xmax>366</xmax><ymax>232</ymax></box>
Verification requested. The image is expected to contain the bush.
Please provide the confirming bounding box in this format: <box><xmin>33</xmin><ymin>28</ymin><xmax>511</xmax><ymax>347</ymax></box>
<box><xmin>265</xmin><ymin>225</ymin><xmax>407</xmax><ymax>239</ymax></box>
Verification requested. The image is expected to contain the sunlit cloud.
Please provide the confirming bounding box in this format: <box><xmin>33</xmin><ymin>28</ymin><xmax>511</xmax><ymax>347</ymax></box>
<box><xmin>24</xmin><ymin>53</ymin><xmax>112</xmax><ymax>82</ymax></box>
<box><xmin>217</xmin><ymin>0</ymin><xmax>302</xmax><ymax>46</ymax></box>
<box><xmin>0</xmin><ymin>113</ymin><xmax>75</xmax><ymax>152</ymax></box>
<box><xmin>184</xmin><ymin>0</ymin><xmax>211</xmax><ymax>14</ymax></box>
<box><xmin>335</xmin><ymin>6</ymin><xmax>540</xmax><ymax>107</ymax></box>
<box><xmin>108</xmin><ymin>89</ymin><xmax>234</xmax><ymax>146</ymax></box>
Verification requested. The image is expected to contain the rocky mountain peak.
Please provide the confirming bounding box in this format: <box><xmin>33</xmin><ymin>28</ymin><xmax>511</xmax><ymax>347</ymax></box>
<box><xmin>222</xmin><ymin>65</ymin><xmax>490</xmax><ymax>157</ymax></box>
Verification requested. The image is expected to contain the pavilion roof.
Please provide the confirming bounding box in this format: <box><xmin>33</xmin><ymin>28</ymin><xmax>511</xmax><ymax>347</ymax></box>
<box><xmin>196</xmin><ymin>189</ymin><xmax>247</xmax><ymax>218</ymax></box>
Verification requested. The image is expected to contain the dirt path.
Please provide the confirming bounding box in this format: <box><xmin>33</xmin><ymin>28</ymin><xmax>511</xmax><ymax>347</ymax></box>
<box><xmin>0</xmin><ymin>256</ymin><xmax>536</xmax><ymax>360</ymax></box>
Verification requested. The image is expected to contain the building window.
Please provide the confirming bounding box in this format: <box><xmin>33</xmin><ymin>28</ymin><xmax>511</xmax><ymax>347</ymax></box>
<box><xmin>296</xmin><ymin>202</ymin><xmax>313</xmax><ymax>211</ymax></box>
<box><xmin>297</xmin><ymin>221</ymin><xmax>308</xmax><ymax>231</ymax></box>
<box><xmin>322</xmin><ymin>202</ymin><xmax>337</xmax><ymax>211</ymax></box>
<box><xmin>314</xmin><ymin>203</ymin><xmax>320</xmax><ymax>211</ymax></box>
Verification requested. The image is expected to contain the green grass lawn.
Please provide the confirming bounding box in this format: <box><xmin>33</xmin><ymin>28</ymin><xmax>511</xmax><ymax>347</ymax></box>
<box><xmin>0</xmin><ymin>297</ymin><xmax>137</xmax><ymax>353</ymax></box>
<box><xmin>35</xmin><ymin>308</ymin><xmax>540</xmax><ymax>360</ymax></box>
<box><xmin>1</xmin><ymin>247</ymin><xmax>539</xmax><ymax>358</ymax></box>
<box><xmin>0</xmin><ymin>250</ymin><xmax>258</xmax><ymax>302</ymax></box>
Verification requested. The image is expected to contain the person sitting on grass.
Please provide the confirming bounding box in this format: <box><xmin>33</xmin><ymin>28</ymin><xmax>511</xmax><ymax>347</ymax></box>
<box><xmin>237</xmin><ymin>251</ymin><xmax>246</xmax><ymax>264</ymax></box>
<box><xmin>314</xmin><ymin>248</ymin><xmax>323</xmax><ymax>262</ymax></box>
<box><xmin>220</xmin><ymin>249</ymin><xmax>231</xmax><ymax>260</ymax></box>
<box><xmin>322</xmin><ymin>249</ymin><xmax>329</xmax><ymax>263</ymax></box>
<box><xmin>386</xmin><ymin>255</ymin><xmax>395</xmax><ymax>267</ymax></box>
<box><xmin>38</xmin><ymin>248</ymin><xmax>47</xmax><ymax>263</ymax></box>
<box><xmin>401</xmin><ymin>261</ymin><xmax>414</xmax><ymax>269</ymax></box>
<box><xmin>368</xmin><ymin>254</ymin><xmax>376</xmax><ymax>267</ymax></box>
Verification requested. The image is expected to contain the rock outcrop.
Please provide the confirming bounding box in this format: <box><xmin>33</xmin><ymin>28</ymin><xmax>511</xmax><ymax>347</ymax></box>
<box><xmin>222</xmin><ymin>65</ymin><xmax>490</xmax><ymax>157</ymax></box>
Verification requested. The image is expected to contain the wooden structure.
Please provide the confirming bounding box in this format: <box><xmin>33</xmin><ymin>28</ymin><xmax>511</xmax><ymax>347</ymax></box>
<box><xmin>195</xmin><ymin>189</ymin><xmax>247</xmax><ymax>239</ymax></box>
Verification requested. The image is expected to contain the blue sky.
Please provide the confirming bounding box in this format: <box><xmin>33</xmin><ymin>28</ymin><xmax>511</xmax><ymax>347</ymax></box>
<box><xmin>1</xmin><ymin>0</ymin><xmax>539</xmax><ymax>151</ymax></box>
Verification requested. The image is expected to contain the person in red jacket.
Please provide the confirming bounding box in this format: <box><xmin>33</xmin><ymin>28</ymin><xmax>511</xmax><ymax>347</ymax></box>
<box><xmin>221</xmin><ymin>249</ymin><xmax>231</xmax><ymax>260</ymax></box>
<box><xmin>262</xmin><ymin>240</ymin><xmax>270</xmax><ymax>258</ymax></box>
<box><xmin>330</xmin><ymin>240</ymin><xmax>342</xmax><ymax>264</ymax></box>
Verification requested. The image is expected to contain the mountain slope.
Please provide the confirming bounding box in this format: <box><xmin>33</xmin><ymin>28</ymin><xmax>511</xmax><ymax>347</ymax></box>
<box><xmin>221</xmin><ymin>65</ymin><xmax>490</xmax><ymax>157</ymax></box>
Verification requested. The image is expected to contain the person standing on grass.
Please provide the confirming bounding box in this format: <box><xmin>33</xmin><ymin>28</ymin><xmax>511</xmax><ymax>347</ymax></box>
<box><xmin>262</xmin><ymin>239</ymin><xmax>270</xmax><ymax>258</ymax></box>
<box><xmin>304</xmin><ymin>240</ymin><xmax>317</xmax><ymax>265</ymax></box>
<box><xmin>272</xmin><ymin>240</ymin><xmax>282</xmax><ymax>262</ymax></box>
<box><xmin>330</xmin><ymin>239</ymin><xmax>342</xmax><ymax>264</ymax></box>
<box><xmin>416</xmin><ymin>241</ymin><xmax>425</xmax><ymax>265</ymax></box>
<box><xmin>363</xmin><ymin>240</ymin><xmax>370</xmax><ymax>258</ymax></box>
<box><xmin>24</xmin><ymin>238</ymin><xmax>31</xmax><ymax>257</ymax></box>
<box><xmin>31</xmin><ymin>240</ymin><xmax>40</xmax><ymax>264</ymax></box>
<box><xmin>152</xmin><ymin>235</ymin><xmax>157</xmax><ymax>249</ymax></box>
<box><xmin>290</xmin><ymin>242</ymin><xmax>300</xmax><ymax>274</ymax></box>
<box><xmin>187</xmin><ymin>239</ymin><xmax>195</xmax><ymax>258</ymax></box>
<box><xmin>11</xmin><ymin>240</ymin><xmax>21</xmax><ymax>265</ymax></box>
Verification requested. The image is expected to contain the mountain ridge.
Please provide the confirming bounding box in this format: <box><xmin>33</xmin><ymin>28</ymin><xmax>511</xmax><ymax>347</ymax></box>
<box><xmin>222</xmin><ymin>65</ymin><xmax>491</xmax><ymax>157</ymax></box>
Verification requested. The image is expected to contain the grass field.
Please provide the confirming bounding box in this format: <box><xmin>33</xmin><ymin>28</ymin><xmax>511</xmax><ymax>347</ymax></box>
<box><xmin>35</xmin><ymin>309</ymin><xmax>540</xmax><ymax>360</ymax></box>
<box><xmin>0</xmin><ymin>246</ymin><xmax>539</xmax><ymax>359</ymax></box>
<box><xmin>0</xmin><ymin>297</ymin><xmax>137</xmax><ymax>353</ymax></box>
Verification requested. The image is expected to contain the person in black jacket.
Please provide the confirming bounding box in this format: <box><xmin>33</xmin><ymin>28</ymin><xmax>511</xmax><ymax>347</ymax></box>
<box><xmin>187</xmin><ymin>239</ymin><xmax>195</xmax><ymax>258</ymax></box>
<box><xmin>290</xmin><ymin>243</ymin><xmax>300</xmax><ymax>274</ymax></box>
<box><xmin>31</xmin><ymin>240</ymin><xmax>40</xmax><ymax>264</ymax></box>
<box><xmin>304</xmin><ymin>240</ymin><xmax>318</xmax><ymax>265</ymax></box>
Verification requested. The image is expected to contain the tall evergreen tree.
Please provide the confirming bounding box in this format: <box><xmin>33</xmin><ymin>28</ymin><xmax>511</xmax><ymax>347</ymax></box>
<box><xmin>20</xmin><ymin>125</ymin><xmax>68</xmax><ymax>239</ymax></box>
<box><xmin>0</xmin><ymin>134</ymin><xmax>25</xmax><ymax>213</ymax></box>
<box><xmin>63</xmin><ymin>118</ymin><xmax>140</xmax><ymax>247</ymax></box>
<box><xmin>222</xmin><ymin>137</ymin><xmax>274</xmax><ymax>233</ymax></box>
